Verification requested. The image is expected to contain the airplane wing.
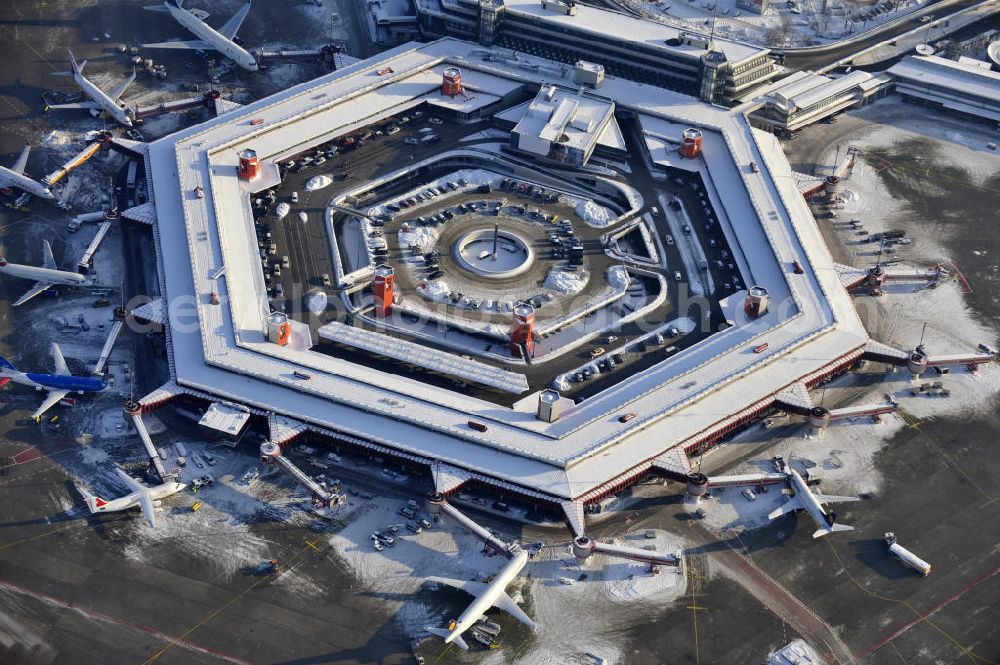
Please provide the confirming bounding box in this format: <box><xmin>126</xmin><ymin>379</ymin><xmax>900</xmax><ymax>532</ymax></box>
<box><xmin>114</xmin><ymin>467</ymin><xmax>148</xmax><ymax>495</ymax></box>
<box><xmin>137</xmin><ymin>490</ymin><xmax>158</xmax><ymax>528</ymax></box>
<box><xmin>32</xmin><ymin>389</ymin><xmax>70</xmax><ymax>419</ymax></box>
<box><xmin>10</xmin><ymin>143</ymin><xmax>30</xmax><ymax>175</ymax></box>
<box><xmin>47</xmin><ymin>101</ymin><xmax>100</xmax><ymax>110</ymax></box>
<box><xmin>492</xmin><ymin>591</ymin><xmax>536</xmax><ymax>630</ymax></box>
<box><xmin>814</xmin><ymin>494</ymin><xmax>861</xmax><ymax>505</ymax></box>
<box><xmin>426</xmin><ymin>576</ymin><xmax>489</xmax><ymax>598</ymax></box>
<box><xmin>50</xmin><ymin>343</ymin><xmax>70</xmax><ymax>376</ymax></box>
<box><xmin>218</xmin><ymin>1</ymin><xmax>252</xmax><ymax>39</ymax></box>
<box><xmin>767</xmin><ymin>497</ymin><xmax>804</xmax><ymax>520</ymax></box>
<box><xmin>13</xmin><ymin>281</ymin><xmax>55</xmax><ymax>307</ymax></box>
<box><xmin>142</xmin><ymin>39</ymin><xmax>213</xmax><ymax>50</ymax></box>
<box><xmin>109</xmin><ymin>70</ymin><xmax>137</xmax><ymax>102</ymax></box>
<box><xmin>41</xmin><ymin>240</ymin><xmax>57</xmax><ymax>270</ymax></box>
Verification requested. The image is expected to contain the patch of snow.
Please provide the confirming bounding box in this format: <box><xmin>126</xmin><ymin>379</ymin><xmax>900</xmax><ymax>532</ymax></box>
<box><xmin>305</xmin><ymin>289</ymin><xmax>328</xmax><ymax>313</ymax></box>
<box><xmin>765</xmin><ymin>639</ymin><xmax>824</xmax><ymax>664</ymax></box>
<box><xmin>573</xmin><ymin>199</ymin><xmax>616</xmax><ymax>228</ymax></box>
<box><xmin>543</xmin><ymin>267</ymin><xmax>589</xmax><ymax>295</ymax></box>
<box><xmin>325</xmin><ymin>494</ymin><xmax>687</xmax><ymax>664</ymax></box>
<box><xmin>305</xmin><ymin>174</ymin><xmax>332</xmax><ymax>191</ymax></box>
<box><xmin>607</xmin><ymin>265</ymin><xmax>630</xmax><ymax>290</ymax></box>
<box><xmin>417</xmin><ymin>278</ymin><xmax>450</xmax><ymax>301</ymax></box>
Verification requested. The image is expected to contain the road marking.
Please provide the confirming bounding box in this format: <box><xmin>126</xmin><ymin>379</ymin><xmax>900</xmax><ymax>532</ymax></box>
<box><xmin>0</xmin><ymin>580</ymin><xmax>254</xmax><ymax>665</ymax></box>
<box><xmin>142</xmin><ymin>539</ymin><xmax>324</xmax><ymax>664</ymax></box>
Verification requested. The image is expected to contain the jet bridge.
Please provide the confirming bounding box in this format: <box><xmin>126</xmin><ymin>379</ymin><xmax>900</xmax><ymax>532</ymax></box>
<box><xmin>426</xmin><ymin>492</ymin><xmax>514</xmax><ymax>557</ymax></box>
<box><xmin>133</xmin><ymin>90</ymin><xmax>225</xmax><ymax>120</ymax></box>
<box><xmin>572</xmin><ymin>535</ymin><xmax>681</xmax><ymax>567</ymax></box>
<box><xmin>260</xmin><ymin>441</ymin><xmax>341</xmax><ymax>509</ymax></box>
<box><xmin>77</xmin><ymin>217</ymin><xmax>115</xmax><ymax>273</ymax></box>
<box><xmin>124</xmin><ymin>399</ymin><xmax>168</xmax><ymax>481</ymax></box>
<box><xmin>93</xmin><ymin>315</ymin><xmax>126</xmax><ymax>376</ymax></box>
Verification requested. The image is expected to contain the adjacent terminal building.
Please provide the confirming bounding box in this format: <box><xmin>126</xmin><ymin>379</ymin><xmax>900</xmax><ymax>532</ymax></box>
<box><xmin>413</xmin><ymin>0</ymin><xmax>779</xmax><ymax>103</ymax></box>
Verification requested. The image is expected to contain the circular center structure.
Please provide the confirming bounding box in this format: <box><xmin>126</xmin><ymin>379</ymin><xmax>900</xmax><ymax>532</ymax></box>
<box><xmin>452</xmin><ymin>227</ymin><xmax>534</xmax><ymax>280</ymax></box>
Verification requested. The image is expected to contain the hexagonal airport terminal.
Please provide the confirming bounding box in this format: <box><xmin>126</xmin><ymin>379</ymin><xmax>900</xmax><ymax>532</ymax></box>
<box><xmin>141</xmin><ymin>38</ymin><xmax>875</xmax><ymax>507</ymax></box>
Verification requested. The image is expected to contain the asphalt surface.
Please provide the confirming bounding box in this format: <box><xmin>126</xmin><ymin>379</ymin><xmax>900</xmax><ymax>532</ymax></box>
<box><xmin>780</xmin><ymin>0</ymin><xmax>989</xmax><ymax>70</ymax></box>
<box><xmin>263</xmin><ymin>110</ymin><xmax>749</xmax><ymax>402</ymax></box>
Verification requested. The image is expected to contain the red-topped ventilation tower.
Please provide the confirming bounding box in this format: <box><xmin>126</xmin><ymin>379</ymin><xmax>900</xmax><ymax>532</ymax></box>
<box><xmin>373</xmin><ymin>265</ymin><xmax>396</xmax><ymax>318</ymax></box>
<box><xmin>744</xmin><ymin>285</ymin><xmax>769</xmax><ymax>318</ymax></box>
<box><xmin>680</xmin><ymin>128</ymin><xmax>703</xmax><ymax>159</ymax></box>
<box><xmin>238</xmin><ymin>148</ymin><xmax>261</xmax><ymax>180</ymax></box>
<box><xmin>442</xmin><ymin>67</ymin><xmax>463</xmax><ymax>97</ymax></box>
<box><xmin>509</xmin><ymin>303</ymin><xmax>535</xmax><ymax>357</ymax></box>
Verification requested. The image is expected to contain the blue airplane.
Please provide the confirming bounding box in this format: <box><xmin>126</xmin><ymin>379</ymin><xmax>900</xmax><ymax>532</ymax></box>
<box><xmin>0</xmin><ymin>343</ymin><xmax>105</xmax><ymax>418</ymax></box>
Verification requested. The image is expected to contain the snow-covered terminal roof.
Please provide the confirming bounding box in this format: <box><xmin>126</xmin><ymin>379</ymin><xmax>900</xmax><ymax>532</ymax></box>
<box><xmin>143</xmin><ymin>38</ymin><xmax>869</xmax><ymax>504</ymax></box>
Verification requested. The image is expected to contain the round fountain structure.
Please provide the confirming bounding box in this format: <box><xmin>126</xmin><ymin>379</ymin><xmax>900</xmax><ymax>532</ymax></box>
<box><xmin>452</xmin><ymin>226</ymin><xmax>534</xmax><ymax>280</ymax></box>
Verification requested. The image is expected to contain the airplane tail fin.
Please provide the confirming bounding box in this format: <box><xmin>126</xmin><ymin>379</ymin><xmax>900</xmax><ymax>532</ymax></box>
<box><xmin>77</xmin><ymin>485</ymin><xmax>105</xmax><ymax>513</ymax></box>
<box><xmin>0</xmin><ymin>356</ymin><xmax>18</xmax><ymax>373</ymax></box>
<box><xmin>67</xmin><ymin>49</ymin><xmax>86</xmax><ymax>75</ymax></box>
<box><xmin>426</xmin><ymin>626</ymin><xmax>469</xmax><ymax>651</ymax></box>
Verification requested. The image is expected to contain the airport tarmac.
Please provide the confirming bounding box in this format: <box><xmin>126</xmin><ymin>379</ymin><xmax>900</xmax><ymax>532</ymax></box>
<box><xmin>0</xmin><ymin>2</ymin><xmax>997</xmax><ymax>664</ymax></box>
<box><xmin>0</xmin><ymin>415</ymin><xmax>420</xmax><ymax>665</ymax></box>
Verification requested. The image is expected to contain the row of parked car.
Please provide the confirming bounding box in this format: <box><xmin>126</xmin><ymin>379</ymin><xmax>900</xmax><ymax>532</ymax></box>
<box><xmin>371</xmin><ymin>502</ymin><xmax>433</xmax><ymax>551</ymax></box>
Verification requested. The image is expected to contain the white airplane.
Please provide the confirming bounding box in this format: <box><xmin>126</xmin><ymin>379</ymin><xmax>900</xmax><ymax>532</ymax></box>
<box><xmin>0</xmin><ymin>240</ymin><xmax>87</xmax><ymax>306</ymax></box>
<box><xmin>79</xmin><ymin>467</ymin><xmax>186</xmax><ymax>529</ymax></box>
<box><xmin>47</xmin><ymin>50</ymin><xmax>136</xmax><ymax>127</ymax></box>
<box><xmin>0</xmin><ymin>142</ymin><xmax>56</xmax><ymax>201</ymax></box>
<box><xmin>143</xmin><ymin>0</ymin><xmax>259</xmax><ymax>72</ymax></box>
<box><xmin>426</xmin><ymin>549</ymin><xmax>536</xmax><ymax>650</ymax></box>
<box><xmin>768</xmin><ymin>468</ymin><xmax>859</xmax><ymax>538</ymax></box>
<box><xmin>0</xmin><ymin>343</ymin><xmax>107</xmax><ymax>419</ymax></box>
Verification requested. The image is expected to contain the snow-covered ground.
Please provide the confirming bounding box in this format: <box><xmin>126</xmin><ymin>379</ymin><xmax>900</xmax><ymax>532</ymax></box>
<box><xmin>543</xmin><ymin>266</ymin><xmax>589</xmax><ymax>294</ymax></box>
<box><xmin>694</xmin><ymin>104</ymin><xmax>1000</xmax><ymax>535</ymax></box>
<box><xmin>326</xmin><ymin>495</ymin><xmax>688</xmax><ymax>664</ymax></box>
<box><xmin>765</xmin><ymin>639</ymin><xmax>824</xmax><ymax>664</ymax></box>
<box><xmin>569</xmin><ymin>198</ymin><xmax>617</xmax><ymax>228</ymax></box>
<box><xmin>695</xmin><ymin>275</ymin><xmax>999</xmax><ymax>535</ymax></box>
<box><xmin>818</xmin><ymin>104</ymin><xmax>1000</xmax><ymax>267</ymax></box>
<box><xmin>618</xmin><ymin>0</ymin><xmax>932</xmax><ymax>47</ymax></box>
<box><xmin>305</xmin><ymin>174</ymin><xmax>333</xmax><ymax>191</ymax></box>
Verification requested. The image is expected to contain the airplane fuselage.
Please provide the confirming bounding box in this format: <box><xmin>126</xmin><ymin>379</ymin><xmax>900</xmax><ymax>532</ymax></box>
<box><xmin>0</xmin><ymin>166</ymin><xmax>55</xmax><ymax>200</ymax></box>
<box><xmin>788</xmin><ymin>469</ymin><xmax>835</xmax><ymax>531</ymax></box>
<box><xmin>167</xmin><ymin>2</ymin><xmax>259</xmax><ymax>71</ymax></box>
<box><xmin>3</xmin><ymin>370</ymin><xmax>105</xmax><ymax>394</ymax></box>
<box><xmin>73</xmin><ymin>70</ymin><xmax>132</xmax><ymax>126</ymax></box>
<box><xmin>445</xmin><ymin>550</ymin><xmax>528</xmax><ymax>646</ymax></box>
<box><xmin>89</xmin><ymin>481</ymin><xmax>186</xmax><ymax>513</ymax></box>
<box><xmin>0</xmin><ymin>260</ymin><xmax>86</xmax><ymax>287</ymax></box>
